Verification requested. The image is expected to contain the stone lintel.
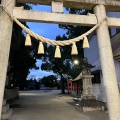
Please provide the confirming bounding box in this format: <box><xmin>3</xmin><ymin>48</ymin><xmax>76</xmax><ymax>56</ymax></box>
<box><xmin>107</xmin><ymin>17</ymin><xmax>120</xmax><ymax>28</ymax></box>
<box><xmin>16</xmin><ymin>0</ymin><xmax>120</xmax><ymax>12</ymax></box>
<box><xmin>13</xmin><ymin>9</ymin><xmax>120</xmax><ymax>28</ymax></box>
<box><xmin>13</xmin><ymin>9</ymin><xmax>97</xmax><ymax>26</ymax></box>
<box><xmin>51</xmin><ymin>1</ymin><xmax>63</xmax><ymax>13</ymax></box>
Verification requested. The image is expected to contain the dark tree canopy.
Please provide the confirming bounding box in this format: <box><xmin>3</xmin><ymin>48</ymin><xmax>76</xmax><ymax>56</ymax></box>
<box><xmin>7</xmin><ymin>4</ymin><xmax>39</xmax><ymax>90</ymax></box>
<box><xmin>40</xmin><ymin>75</ymin><xmax>57</xmax><ymax>87</ymax></box>
<box><xmin>40</xmin><ymin>8</ymin><xmax>92</xmax><ymax>93</ymax></box>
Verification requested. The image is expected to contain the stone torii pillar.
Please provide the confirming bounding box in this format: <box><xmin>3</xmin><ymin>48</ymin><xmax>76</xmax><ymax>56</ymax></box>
<box><xmin>94</xmin><ymin>5</ymin><xmax>120</xmax><ymax>120</ymax></box>
<box><xmin>0</xmin><ymin>0</ymin><xmax>15</xmax><ymax>119</ymax></box>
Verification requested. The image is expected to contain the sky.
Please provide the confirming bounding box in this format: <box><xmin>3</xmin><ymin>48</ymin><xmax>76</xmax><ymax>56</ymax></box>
<box><xmin>27</xmin><ymin>5</ymin><xmax>67</xmax><ymax>79</ymax></box>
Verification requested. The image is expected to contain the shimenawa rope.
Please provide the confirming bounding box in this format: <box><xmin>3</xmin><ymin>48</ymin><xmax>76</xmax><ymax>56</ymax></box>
<box><xmin>1</xmin><ymin>6</ymin><xmax>106</xmax><ymax>46</ymax></box>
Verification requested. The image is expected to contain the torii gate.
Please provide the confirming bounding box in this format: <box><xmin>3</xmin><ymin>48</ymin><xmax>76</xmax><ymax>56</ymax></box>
<box><xmin>0</xmin><ymin>0</ymin><xmax>120</xmax><ymax>120</ymax></box>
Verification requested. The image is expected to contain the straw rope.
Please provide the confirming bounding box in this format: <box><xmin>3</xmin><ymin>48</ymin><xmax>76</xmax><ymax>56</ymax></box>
<box><xmin>1</xmin><ymin>6</ymin><xmax>106</xmax><ymax>46</ymax></box>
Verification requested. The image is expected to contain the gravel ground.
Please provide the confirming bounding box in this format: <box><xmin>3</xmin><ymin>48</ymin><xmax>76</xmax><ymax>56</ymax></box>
<box><xmin>10</xmin><ymin>90</ymin><xmax>109</xmax><ymax>120</ymax></box>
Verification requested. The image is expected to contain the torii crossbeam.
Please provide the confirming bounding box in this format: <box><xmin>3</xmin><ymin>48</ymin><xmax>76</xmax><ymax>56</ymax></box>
<box><xmin>0</xmin><ymin>0</ymin><xmax>120</xmax><ymax>120</ymax></box>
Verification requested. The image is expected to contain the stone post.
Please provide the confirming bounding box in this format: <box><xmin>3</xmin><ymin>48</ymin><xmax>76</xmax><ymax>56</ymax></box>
<box><xmin>0</xmin><ymin>0</ymin><xmax>15</xmax><ymax>119</ymax></box>
<box><xmin>82</xmin><ymin>75</ymin><xmax>94</xmax><ymax>96</ymax></box>
<box><xmin>94</xmin><ymin>5</ymin><xmax>120</xmax><ymax>120</ymax></box>
<box><xmin>51</xmin><ymin>1</ymin><xmax>63</xmax><ymax>13</ymax></box>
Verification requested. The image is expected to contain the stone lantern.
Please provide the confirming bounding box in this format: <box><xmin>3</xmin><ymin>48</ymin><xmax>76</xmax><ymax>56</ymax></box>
<box><xmin>79</xmin><ymin>58</ymin><xmax>104</xmax><ymax>112</ymax></box>
<box><xmin>81</xmin><ymin>57</ymin><xmax>95</xmax><ymax>99</ymax></box>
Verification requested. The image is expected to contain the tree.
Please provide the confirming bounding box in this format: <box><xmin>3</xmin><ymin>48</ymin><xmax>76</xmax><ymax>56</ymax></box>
<box><xmin>41</xmin><ymin>9</ymin><xmax>91</xmax><ymax>93</ymax></box>
<box><xmin>41</xmin><ymin>37</ymin><xmax>82</xmax><ymax>93</ymax></box>
<box><xmin>6</xmin><ymin>3</ymin><xmax>39</xmax><ymax>90</ymax></box>
<box><xmin>41</xmin><ymin>35</ymin><xmax>72</xmax><ymax>93</ymax></box>
<box><xmin>59</xmin><ymin>8</ymin><xmax>91</xmax><ymax>60</ymax></box>
<box><xmin>41</xmin><ymin>75</ymin><xmax>57</xmax><ymax>87</ymax></box>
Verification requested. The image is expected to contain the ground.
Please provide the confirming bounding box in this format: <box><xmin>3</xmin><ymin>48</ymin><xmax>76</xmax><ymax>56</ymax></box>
<box><xmin>10</xmin><ymin>90</ymin><xmax>109</xmax><ymax>120</ymax></box>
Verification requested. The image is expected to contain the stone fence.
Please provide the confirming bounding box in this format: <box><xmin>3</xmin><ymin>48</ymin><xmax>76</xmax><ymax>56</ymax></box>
<box><xmin>4</xmin><ymin>88</ymin><xmax>19</xmax><ymax>101</ymax></box>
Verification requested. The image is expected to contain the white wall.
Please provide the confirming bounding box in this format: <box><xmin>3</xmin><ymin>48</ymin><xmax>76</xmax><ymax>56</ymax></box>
<box><xmin>92</xmin><ymin>84</ymin><xmax>106</xmax><ymax>102</ymax></box>
<box><xmin>84</xmin><ymin>35</ymin><xmax>106</xmax><ymax>102</ymax></box>
<box><xmin>84</xmin><ymin>35</ymin><xmax>99</xmax><ymax>64</ymax></box>
<box><xmin>114</xmin><ymin>60</ymin><xmax>120</xmax><ymax>82</ymax></box>
<box><xmin>84</xmin><ymin>35</ymin><xmax>101</xmax><ymax>71</ymax></box>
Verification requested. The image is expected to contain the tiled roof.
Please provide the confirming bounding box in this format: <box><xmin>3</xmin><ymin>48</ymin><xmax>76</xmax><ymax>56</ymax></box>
<box><xmin>111</xmin><ymin>32</ymin><xmax>120</xmax><ymax>58</ymax></box>
<box><xmin>111</xmin><ymin>32</ymin><xmax>120</xmax><ymax>62</ymax></box>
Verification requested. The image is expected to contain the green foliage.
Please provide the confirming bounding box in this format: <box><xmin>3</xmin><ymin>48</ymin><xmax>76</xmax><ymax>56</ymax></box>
<box><xmin>41</xmin><ymin>35</ymin><xmax>82</xmax><ymax>93</ymax></box>
<box><xmin>27</xmin><ymin>79</ymin><xmax>40</xmax><ymax>90</ymax></box>
<box><xmin>41</xmin><ymin>44</ymin><xmax>72</xmax><ymax>77</ymax></box>
<box><xmin>7</xmin><ymin>4</ymin><xmax>39</xmax><ymax>90</ymax></box>
<box><xmin>41</xmin><ymin>8</ymin><xmax>92</xmax><ymax>93</ymax></box>
<box><xmin>41</xmin><ymin>75</ymin><xmax>57</xmax><ymax>87</ymax></box>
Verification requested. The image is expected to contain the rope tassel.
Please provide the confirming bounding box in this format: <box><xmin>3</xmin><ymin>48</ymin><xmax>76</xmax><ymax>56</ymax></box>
<box><xmin>38</xmin><ymin>42</ymin><xmax>44</xmax><ymax>54</ymax></box>
<box><xmin>83</xmin><ymin>36</ymin><xmax>90</xmax><ymax>48</ymax></box>
<box><xmin>25</xmin><ymin>34</ymin><xmax>32</xmax><ymax>46</ymax></box>
<box><xmin>71</xmin><ymin>43</ymin><xmax>78</xmax><ymax>55</ymax></box>
<box><xmin>54</xmin><ymin>46</ymin><xmax>61</xmax><ymax>58</ymax></box>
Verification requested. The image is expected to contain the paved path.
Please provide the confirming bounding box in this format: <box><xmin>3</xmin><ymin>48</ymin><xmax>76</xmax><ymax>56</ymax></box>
<box><xmin>10</xmin><ymin>90</ymin><xmax>109</xmax><ymax>120</ymax></box>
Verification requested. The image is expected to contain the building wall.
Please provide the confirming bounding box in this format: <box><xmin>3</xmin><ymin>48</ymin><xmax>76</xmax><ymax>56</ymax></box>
<box><xmin>93</xmin><ymin>73</ymin><xmax>107</xmax><ymax>102</ymax></box>
<box><xmin>84</xmin><ymin>35</ymin><xmax>101</xmax><ymax>71</ymax></box>
<box><xmin>114</xmin><ymin>60</ymin><xmax>120</xmax><ymax>83</ymax></box>
<box><xmin>84</xmin><ymin>36</ymin><xmax>120</xmax><ymax>102</ymax></box>
<box><xmin>84</xmin><ymin>24</ymin><xmax>120</xmax><ymax>102</ymax></box>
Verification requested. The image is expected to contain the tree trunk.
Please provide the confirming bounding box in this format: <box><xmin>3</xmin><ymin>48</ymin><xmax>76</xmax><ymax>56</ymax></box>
<box><xmin>60</xmin><ymin>73</ymin><xmax>65</xmax><ymax>94</ymax></box>
<box><xmin>61</xmin><ymin>79</ymin><xmax>65</xmax><ymax>94</ymax></box>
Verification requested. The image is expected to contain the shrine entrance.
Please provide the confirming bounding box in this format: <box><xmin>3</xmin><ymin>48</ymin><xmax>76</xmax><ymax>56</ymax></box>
<box><xmin>0</xmin><ymin>0</ymin><xmax>120</xmax><ymax>120</ymax></box>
